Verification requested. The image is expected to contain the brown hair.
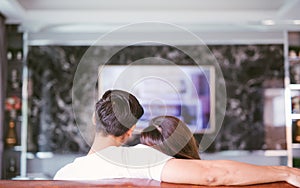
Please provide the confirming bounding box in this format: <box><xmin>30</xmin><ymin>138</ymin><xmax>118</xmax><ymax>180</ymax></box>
<box><xmin>95</xmin><ymin>90</ymin><xmax>144</xmax><ymax>136</ymax></box>
<box><xmin>140</xmin><ymin>116</ymin><xmax>200</xmax><ymax>159</ymax></box>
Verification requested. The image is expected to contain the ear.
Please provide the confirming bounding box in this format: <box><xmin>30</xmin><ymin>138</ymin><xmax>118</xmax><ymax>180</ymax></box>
<box><xmin>126</xmin><ymin>125</ymin><xmax>136</xmax><ymax>138</ymax></box>
<box><xmin>92</xmin><ymin>112</ymin><xmax>96</xmax><ymax>125</ymax></box>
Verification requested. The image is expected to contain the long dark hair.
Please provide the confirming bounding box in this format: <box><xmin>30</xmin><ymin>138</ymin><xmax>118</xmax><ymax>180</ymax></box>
<box><xmin>140</xmin><ymin>116</ymin><xmax>200</xmax><ymax>159</ymax></box>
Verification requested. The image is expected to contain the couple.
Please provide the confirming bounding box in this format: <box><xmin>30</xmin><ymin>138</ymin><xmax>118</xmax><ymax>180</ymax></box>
<box><xmin>54</xmin><ymin>90</ymin><xmax>300</xmax><ymax>186</ymax></box>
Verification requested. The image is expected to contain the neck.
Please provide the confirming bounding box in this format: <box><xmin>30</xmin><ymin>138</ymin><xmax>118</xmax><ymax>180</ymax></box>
<box><xmin>88</xmin><ymin>133</ymin><xmax>123</xmax><ymax>155</ymax></box>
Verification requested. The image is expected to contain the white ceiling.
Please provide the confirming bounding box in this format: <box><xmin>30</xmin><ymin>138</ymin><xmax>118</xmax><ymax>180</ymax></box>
<box><xmin>1</xmin><ymin>0</ymin><xmax>300</xmax><ymax>44</ymax></box>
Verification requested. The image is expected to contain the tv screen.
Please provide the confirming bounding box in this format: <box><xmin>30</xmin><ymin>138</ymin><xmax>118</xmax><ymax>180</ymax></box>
<box><xmin>98</xmin><ymin>65</ymin><xmax>215</xmax><ymax>134</ymax></box>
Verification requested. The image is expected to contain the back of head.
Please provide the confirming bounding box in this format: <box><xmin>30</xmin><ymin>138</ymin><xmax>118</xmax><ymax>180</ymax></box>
<box><xmin>140</xmin><ymin>116</ymin><xmax>200</xmax><ymax>159</ymax></box>
<box><xmin>95</xmin><ymin>90</ymin><xmax>144</xmax><ymax>136</ymax></box>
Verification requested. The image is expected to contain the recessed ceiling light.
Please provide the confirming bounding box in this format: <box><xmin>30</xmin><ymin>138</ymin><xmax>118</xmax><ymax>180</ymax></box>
<box><xmin>261</xmin><ymin>20</ymin><xmax>275</xmax><ymax>26</ymax></box>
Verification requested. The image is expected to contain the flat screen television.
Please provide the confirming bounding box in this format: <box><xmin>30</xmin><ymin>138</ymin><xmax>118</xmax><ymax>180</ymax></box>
<box><xmin>98</xmin><ymin>65</ymin><xmax>215</xmax><ymax>134</ymax></box>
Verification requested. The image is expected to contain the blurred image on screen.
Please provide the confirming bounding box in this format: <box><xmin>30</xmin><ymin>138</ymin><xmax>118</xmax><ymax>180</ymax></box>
<box><xmin>99</xmin><ymin>65</ymin><xmax>215</xmax><ymax>133</ymax></box>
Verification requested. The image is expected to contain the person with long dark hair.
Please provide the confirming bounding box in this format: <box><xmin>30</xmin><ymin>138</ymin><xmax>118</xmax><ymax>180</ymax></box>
<box><xmin>140</xmin><ymin>116</ymin><xmax>200</xmax><ymax>160</ymax></box>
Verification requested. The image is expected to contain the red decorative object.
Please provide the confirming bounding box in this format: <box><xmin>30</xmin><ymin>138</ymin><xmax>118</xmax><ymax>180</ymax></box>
<box><xmin>5</xmin><ymin>96</ymin><xmax>21</xmax><ymax>111</ymax></box>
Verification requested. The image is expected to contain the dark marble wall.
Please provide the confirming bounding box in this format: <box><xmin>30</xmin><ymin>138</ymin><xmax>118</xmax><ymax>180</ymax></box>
<box><xmin>27</xmin><ymin>46</ymin><xmax>89</xmax><ymax>153</ymax></box>
<box><xmin>27</xmin><ymin>44</ymin><xmax>283</xmax><ymax>153</ymax></box>
<box><xmin>209</xmin><ymin>45</ymin><xmax>284</xmax><ymax>151</ymax></box>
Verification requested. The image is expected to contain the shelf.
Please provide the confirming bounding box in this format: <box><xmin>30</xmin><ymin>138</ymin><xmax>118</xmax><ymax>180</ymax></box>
<box><xmin>289</xmin><ymin>84</ymin><xmax>300</xmax><ymax>90</ymax></box>
<box><xmin>292</xmin><ymin>143</ymin><xmax>300</xmax><ymax>149</ymax></box>
<box><xmin>289</xmin><ymin>57</ymin><xmax>300</xmax><ymax>62</ymax></box>
<box><xmin>291</xmin><ymin>114</ymin><xmax>300</xmax><ymax>119</ymax></box>
<box><xmin>4</xmin><ymin>146</ymin><xmax>22</xmax><ymax>152</ymax></box>
<box><xmin>292</xmin><ymin>145</ymin><xmax>300</xmax><ymax>158</ymax></box>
